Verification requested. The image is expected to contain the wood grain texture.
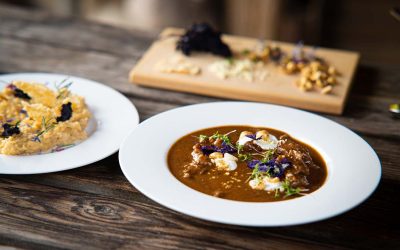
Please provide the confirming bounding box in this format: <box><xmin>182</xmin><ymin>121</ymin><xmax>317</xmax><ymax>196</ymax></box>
<box><xmin>0</xmin><ymin>3</ymin><xmax>399</xmax><ymax>250</ymax></box>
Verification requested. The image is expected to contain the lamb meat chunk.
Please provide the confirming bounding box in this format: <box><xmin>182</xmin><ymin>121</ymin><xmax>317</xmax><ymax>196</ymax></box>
<box><xmin>278</xmin><ymin>134</ymin><xmax>320</xmax><ymax>187</ymax></box>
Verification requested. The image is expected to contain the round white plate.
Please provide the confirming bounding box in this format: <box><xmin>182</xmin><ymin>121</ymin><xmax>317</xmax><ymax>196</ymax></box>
<box><xmin>119</xmin><ymin>102</ymin><xmax>381</xmax><ymax>227</ymax></box>
<box><xmin>0</xmin><ymin>73</ymin><xmax>139</xmax><ymax>174</ymax></box>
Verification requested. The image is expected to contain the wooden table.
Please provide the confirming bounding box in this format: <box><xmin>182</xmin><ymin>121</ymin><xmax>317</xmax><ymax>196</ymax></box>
<box><xmin>0</xmin><ymin>4</ymin><xmax>399</xmax><ymax>249</ymax></box>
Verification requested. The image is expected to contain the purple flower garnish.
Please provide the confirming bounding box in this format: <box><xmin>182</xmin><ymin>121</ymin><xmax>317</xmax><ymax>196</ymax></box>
<box><xmin>245</xmin><ymin>134</ymin><xmax>262</xmax><ymax>140</ymax></box>
<box><xmin>247</xmin><ymin>160</ymin><xmax>260</xmax><ymax>169</ymax></box>
<box><xmin>247</xmin><ymin>158</ymin><xmax>292</xmax><ymax>178</ymax></box>
<box><xmin>201</xmin><ymin>145</ymin><xmax>218</xmax><ymax>155</ymax></box>
<box><xmin>219</xmin><ymin>142</ymin><xmax>236</xmax><ymax>154</ymax></box>
<box><xmin>201</xmin><ymin>142</ymin><xmax>236</xmax><ymax>155</ymax></box>
<box><xmin>20</xmin><ymin>109</ymin><xmax>28</xmax><ymax>115</ymax></box>
<box><xmin>31</xmin><ymin>136</ymin><xmax>41</xmax><ymax>142</ymax></box>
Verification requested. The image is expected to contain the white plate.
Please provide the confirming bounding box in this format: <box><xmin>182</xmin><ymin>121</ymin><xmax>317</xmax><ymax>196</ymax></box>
<box><xmin>0</xmin><ymin>73</ymin><xmax>139</xmax><ymax>174</ymax></box>
<box><xmin>119</xmin><ymin>102</ymin><xmax>381</xmax><ymax>227</ymax></box>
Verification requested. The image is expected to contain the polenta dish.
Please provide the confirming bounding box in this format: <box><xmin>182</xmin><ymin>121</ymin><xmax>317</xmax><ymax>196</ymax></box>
<box><xmin>0</xmin><ymin>80</ymin><xmax>91</xmax><ymax>155</ymax></box>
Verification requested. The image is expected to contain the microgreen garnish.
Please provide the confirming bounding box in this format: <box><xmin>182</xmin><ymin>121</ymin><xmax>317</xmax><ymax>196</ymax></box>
<box><xmin>261</xmin><ymin>149</ymin><xmax>275</xmax><ymax>163</ymax></box>
<box><xmin>209</xmin><ymin>130</ymin><xmax>236</xmax><ymax>147</ymax></box>
<box><xmin>199</xmin><ymin>134</ymin><xmax>208</xmax><ymax>142</ymax></box>
<box><xmin>236</xmin><ymin>143</ymin><xmax>252</xmax><ymax>161</ymax></box>
<box><xmin>238</xmin><ymin>152</ymin><xmax>252</xmax><ymax>161</ymax></box>
<box><xmin>282</xmin><ymin>180</ymin><xmax>301</xmax><ymax>198</ymax></box>
<box><xmin>246</xmin><ymin>163</ymin><xmax>270</xmax><ymax>183</ymax></box>
<box><xmin>55</xmin><ymin>78</ymin><xmax>73</xmax><ymax>99</ymax></box>
<box><xmin>32</xmin><ymin>117</ymin><xmax>57</xmax><ymax>142</ymax></box>
<box><xmin>199</xmin><ymin>130</ymin><xmax>237</xmax><ymax>155</ymax></box>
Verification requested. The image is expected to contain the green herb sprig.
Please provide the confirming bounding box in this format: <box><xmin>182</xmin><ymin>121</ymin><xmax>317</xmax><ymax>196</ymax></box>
<box><xmin>55</xmin><ymin>78</ymin><xmax>73</xmax><ymax>99</ymax></box>
<box><xmin>197</xmin><ymin>130</ymin><xmax>237</xmax><ymax>147</ymax></box>
<box><xmin>246</xmin><ymin>164</ymin><xmax>270</xmax><ymax>183</ymax></box>
<box><xmin>281</xmin><ymin>180</ymin><xmax>309</xmax><ymax>198</ymax></box>
<box><xmin>209</xmin><ymin>130</ymin><xmax>236</xmax><ymax>147</ymax></box>
<box><xmin>32</xmin><ymin>117</ymin><xmax>57</xmax><ymax>142</ymax></box>
<box><xmin>236</xmin><ymin>143</ymin><xmax>252</xmax><ymax>162</ymax></box>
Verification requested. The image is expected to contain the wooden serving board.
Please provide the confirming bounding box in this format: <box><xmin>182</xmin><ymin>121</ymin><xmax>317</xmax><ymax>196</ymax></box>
<box><xmin>130</xmin><ymin>28</ymin><xmax>360</xmax><ymax>114</ymax></box>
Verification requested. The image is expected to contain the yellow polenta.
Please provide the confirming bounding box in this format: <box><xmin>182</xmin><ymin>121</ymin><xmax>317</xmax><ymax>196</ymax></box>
<box><xmin>0</xmin><ymin>80</ymin><xmax>91</xmax><ymax>155</ymax></box>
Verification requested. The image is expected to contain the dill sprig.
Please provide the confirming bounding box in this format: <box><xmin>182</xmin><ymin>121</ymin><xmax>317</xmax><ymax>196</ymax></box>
<box><xmin>32</xmin><ymin>117</ymin><xmax>57</xmax><ymax>142</ymax></box>
<box><xmin>55</xmin><ymin>78</ymin><xmax>73</xmax><ymax>99</ymax></box>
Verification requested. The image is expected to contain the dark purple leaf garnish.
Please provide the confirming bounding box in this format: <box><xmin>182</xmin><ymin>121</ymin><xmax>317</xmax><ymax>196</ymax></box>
<box><xmin>177</xmin><ymin>23</ymin><xmax>232</xmax><ymax>57</ymax></box>
<box><xmin>200</xmin><ymin>145</ymin><xmax>218</xmax><ymax>155</ymax></box>
<box><xmin>247</xmin><ymin>160</ymin><xmax>261</xmax><ymax>169</ymax></box>
<box><xmin>8</xmin><ymin>84</ymin><xmax>31</xmax><ymax>100</ymax></box>
<box><xmin>270</xmin><ymin>46</ymin><xmax>283</xmax><ymax>62</ymax></box>
<box><xmin>245</xmin><ymin>134</ymin><xmax>262</xmax><ymax>140</ymax></box>
<box><xmin>247</xmin><ymin>158</ymin><xmax>291</xmax><ymax>178</ymax></box>
<box><xmin>56</xmin><ymin>102</ymin><xmax>73</xmax><ymax>122</ymax></box>
<box><xmin>201</xmin><ymin>141</ymin><xmax>237</xmax><ymax>155</ymax></box>
<box><xmin>219</xmin><ymin>142</ymin><xmax>236</xmax><ymax>154</ymax></box>
<box><xmin>1</xmin><ymin>123</ymin><xmax>20</xmax><ymax>138</ymax></box>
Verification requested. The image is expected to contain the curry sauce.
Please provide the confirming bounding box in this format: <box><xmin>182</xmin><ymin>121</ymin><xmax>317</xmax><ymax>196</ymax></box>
<box><xmin>168</xmin><ymin>126</ymin><xmax>327</xmax><ymax>202</ymax></box>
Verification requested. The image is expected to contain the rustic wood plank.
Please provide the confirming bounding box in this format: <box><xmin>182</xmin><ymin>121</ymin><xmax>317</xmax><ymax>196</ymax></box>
<box><xmin>0</xmin><ymin>177</ymin><xmax>398</xmax><ymax>249</ymax></box>
<box><xmin>0</xmin><ymin>179</ymin><xmax>344</xmax><ymax>250</ymax></box>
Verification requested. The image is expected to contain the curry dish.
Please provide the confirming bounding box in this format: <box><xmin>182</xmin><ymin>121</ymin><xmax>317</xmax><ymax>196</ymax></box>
<box><xmin>168</xmin><ymin>126</ymin><xmax>327</xmax><ymax>202</ymax></box>
<box><xmin>0</xmin><ymin>80</ymin><xmax>91</xmax><ymax>155</ymax></box>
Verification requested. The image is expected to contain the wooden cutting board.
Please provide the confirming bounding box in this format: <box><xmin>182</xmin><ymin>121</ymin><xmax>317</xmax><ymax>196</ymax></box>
<box><xmin>130</xmin><ymin>28</ymin><xmax>360</xmax><ymax>114</ymax></box>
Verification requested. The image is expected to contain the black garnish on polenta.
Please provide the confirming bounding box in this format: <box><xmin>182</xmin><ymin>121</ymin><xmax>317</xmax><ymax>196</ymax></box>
<box><xmin>14</xmin><ymin>88</ymin><xmax>31</xmax><ymax>100</ymax></box>
<box><xmin>1</xmin><ymin>123</ymin><xmax>21</xmax><ymax>138</ymax></box>
<box><xmin>56</xmin><ymin>102</ymin><xmax>73</xmax><ymax>122</ymax></box>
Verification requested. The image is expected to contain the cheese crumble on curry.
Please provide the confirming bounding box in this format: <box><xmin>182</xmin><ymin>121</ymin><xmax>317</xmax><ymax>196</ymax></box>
<box><xmin>0</xmin><ymin>80</ymin><xmax>91</xmax><ymax>155</ymax></box>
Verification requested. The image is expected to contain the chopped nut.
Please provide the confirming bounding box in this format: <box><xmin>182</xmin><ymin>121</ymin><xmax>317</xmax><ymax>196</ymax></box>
<box><xmin>327</xmin><ymin>76</ymin><xmax>336</xmax><ymax>85</ymax></box>
<box><xmin>321</xmin><ymin>85</ymin><xmax>333</xmax><ymax>94</ymax></box>
<box><xmin>328</xmin><ymin>66</ymin><xmax>336</xmax><ymax>75</ymax></box>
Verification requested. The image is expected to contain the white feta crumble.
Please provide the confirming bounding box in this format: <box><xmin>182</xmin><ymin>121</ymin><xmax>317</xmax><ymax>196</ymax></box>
<box><xmin>237</xmin><ymin>131</ymin><xmax>253</xmax><ymax>146</ymax></box>
<box><xmin>249</xmin><ymin>177</ymin><xmax>284</xmax><ymax>192</ymax></box>
<box><xmin>237</xmin><ymin>130</ymin><xmax>278</xmax><ymax>150</ymax></box>
<box><xmin>210</xmin><ymin>152</ymin><xmax>238</xmax><ymax>171</ymax></box>
<box><xmin>254</xmin><ymin>134</ymin><xmax>278</xmax><ymax>150</ymax></box>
